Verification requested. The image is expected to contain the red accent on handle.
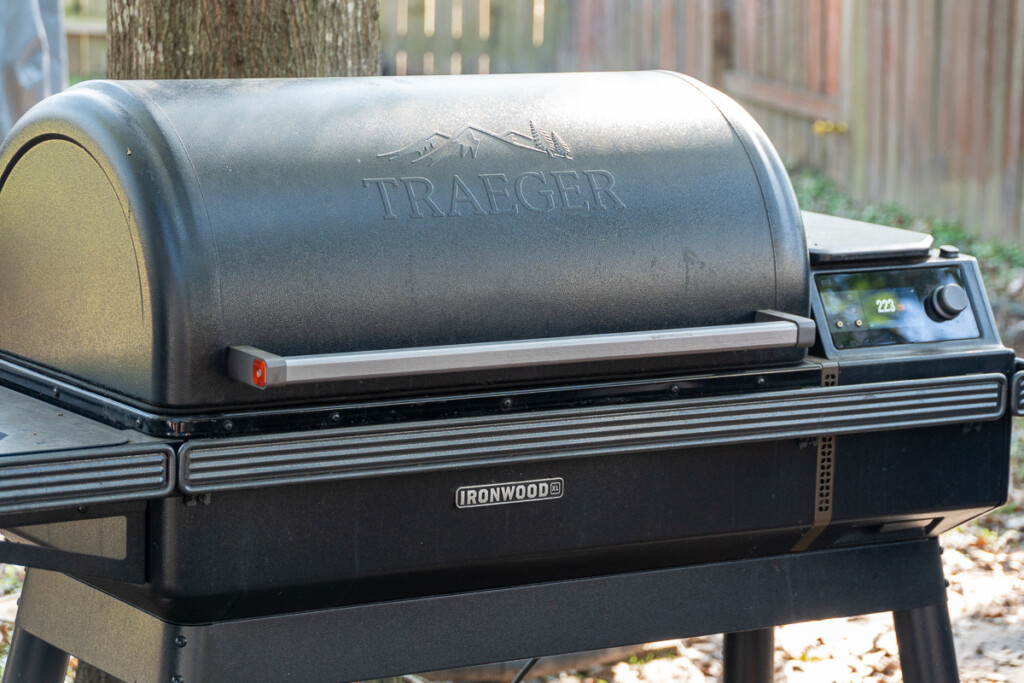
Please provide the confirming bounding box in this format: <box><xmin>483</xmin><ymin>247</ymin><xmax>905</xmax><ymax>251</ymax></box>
<box><xmin>253</xmin><ymin>359</ymin><xmax>267</xmax><ymax>388</ymax></box>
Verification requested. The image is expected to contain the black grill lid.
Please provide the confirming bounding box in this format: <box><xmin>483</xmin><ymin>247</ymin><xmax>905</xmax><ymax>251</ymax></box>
<box><xmin>0</xmin><ymin>72</ymin><xmax>808</xmax><ymax>411</ymax></box>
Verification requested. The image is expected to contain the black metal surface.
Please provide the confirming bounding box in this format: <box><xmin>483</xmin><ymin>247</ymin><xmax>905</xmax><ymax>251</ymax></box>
<box><xmin>0</xmin><ymin>384</ymin><xmax>129</xmax><ymax>453</ymax></box>
<box><xmin>179</xmin><ymin>373</ymin><xmax>1006</xmax><ymax>494</ymax></box>
<box><xmin>19</xmin><ymin>412</ymin><xmax>992</xmax><ymax>625</ymax></box>
<box><xmin>1012</xmin><ymin>370</ymin><xmax>1024</xmax><ymax>415</ymax></box>
<box><xmin>0</xmin><ymin>506</ymin><xmax>146</xmax><ymax>583</ymax></box>
<box><xmin>14</xmin><ymin>540</ymin><xmax>948</xmax><ymax>683</ymax></box>
<box><xmin>0</xmin><ymin>354</ymin><xmax>825</xmax><ymax>438</ymax></box>
<box><xmin>0</xmin><ymin>72</ymin><xmax>807</xmax><ymax>411</ymax></box>
<box><xmin>723</xmin><ymin>629</ymin><xmax>775</xmax><ymax>683</ymax></box>
<box><xmin>0</xmin><ymin>381</ymin><xmax>176</xmax><ymax>521</ymax></box>
<box><xmin>0</xmin><ymin>444</ymin><xmax>173</xmax><ymax>515</ymax></box>
<box><xmin>1</xmin><ymin>627</ymin><xmax>69</xmax><ymax>683</ymax></box>
<box><xmin>893</xmin><ymin>603</ymin><xmax>961</xmax><ymax>683</ymax></box>
<box><xmin>85</xmin><ymin>437</ymin><xmax>817</xmax><ymax>622</ymax></box>
<box><xmin>803</xmin><ymin>211</ymin><xmax>933</xmax><ymax>264</ymax></box>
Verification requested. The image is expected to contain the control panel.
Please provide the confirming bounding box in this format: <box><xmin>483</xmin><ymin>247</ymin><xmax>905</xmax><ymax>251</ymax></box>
<box><xmin>815</xmin><ymin>265</ymin><xmax>980</xmax><ymax>349</ymax></box>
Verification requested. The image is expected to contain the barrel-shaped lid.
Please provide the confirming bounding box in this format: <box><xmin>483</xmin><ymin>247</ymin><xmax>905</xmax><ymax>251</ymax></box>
<box><xmin>0</xmin><ymin>72</ymin><xmax>807</xmax><ymax>412</ymax></box>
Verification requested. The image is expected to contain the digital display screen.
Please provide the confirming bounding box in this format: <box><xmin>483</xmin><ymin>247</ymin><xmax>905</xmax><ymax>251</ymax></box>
<box><xmin>816</xmin><ymin>266</ymin><xmax>979</xmax><ymax>349</ymax></box>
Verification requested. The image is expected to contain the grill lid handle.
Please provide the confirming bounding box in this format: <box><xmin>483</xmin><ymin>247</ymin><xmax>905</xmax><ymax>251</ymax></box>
<box><xmin>226</xmin><ymin>310</ymin><xmax>816</xmax><ymax>389</ymax></box>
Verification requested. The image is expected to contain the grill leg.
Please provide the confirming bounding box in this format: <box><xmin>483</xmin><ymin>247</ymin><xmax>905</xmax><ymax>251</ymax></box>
<box><xmin>894</xmin><ymin>602</ymin><xmax>960</xmax><ymax>683</ymax></box>
<box><xmin>722</xmin><ymin>627</ymin><xmax>774</xmax><ymax>683</ymax></box>
<box><xmin>1</xmin><ymin>626</ymin><xmax>69</xmax><ymax>683</ymax></box>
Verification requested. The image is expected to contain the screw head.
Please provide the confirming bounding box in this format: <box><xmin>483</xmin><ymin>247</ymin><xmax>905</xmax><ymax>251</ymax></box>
<box><xmin>171</xmin><ymin>676</ymin><xmax>185</xmax><ymax>683</ymax></box>
<box><xmin>52</xmin><ymin>386</ymin><xmax>60</xmax><ymax>397</ymax></box>
<box><xmin>501</xmin><ymin>398</ymin><xmax>513</xmax><ymax>410</ymax></box>
<box><xmin>77</xmin><ymin>506</ymin><xmax>87</xmax><ymax>513</ymax></box>
<box><xmin>330</xmin><ymin>411</ymin><xmax>341</xmax><ymax>424</ymax></box>
<box><xmin>223</xmin><ymin>420</ymin><xmax>234</xmax><ymax>432</ymax></box>
<box><xmin>175</xmin><ymin>635</ymin><xmax>188</xmax><ymax>647</ymax></box>
<box><xmin>670</xmin><ymin>385</ymin><xmax>680</xmax><ymax>395</ymax></box>
<box><xmin>757</xmin><ymin>377</ymin><xmax>767</xmax><ymax>387</ymax></box>
<box><xmin>135</xmin><ymin>417</ymin><xmax>144</xmax><ymax>429</ymax></box>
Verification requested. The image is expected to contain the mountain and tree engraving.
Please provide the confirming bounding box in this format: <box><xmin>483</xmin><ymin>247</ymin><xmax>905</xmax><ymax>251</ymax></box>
<box><xmin>380</xmin><ymin>120</ymin><xmax>573</xmax><ymax>166</ymax></box>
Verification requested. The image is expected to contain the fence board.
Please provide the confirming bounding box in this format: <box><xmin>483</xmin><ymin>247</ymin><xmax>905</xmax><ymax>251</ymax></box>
<box><xmin>884</xmin><ymin>1</ymin><xmax>903</xmax><ymax>201</ymax></box>
<box><xmin>807</xmin><ymin>0</ymin><xmax>822</xmax><ymax>92</ymax></box>
<box><xmin>952</xmin><ymin>1</ymin><xmax>973</xmax><ymax>214</ymax></box>
<box><xmin>965</xmin><ymin>1</ymin><xmax>991</xmax><ymax>224</ymax></box>
<box><xmin>1010</xmin><ymin>1</ymin><xmax>1024</xmax><ymax>238</ymax></box>
<box><xmin>903</xmin><ymin>0</ymin><xmax>926</xmax><ymax>206</ymax></box>
<box><xmin>825</xmin><ymin>0</ymin><xmax>842</xmax><ymax>96</ymax></box>
<box><xmin>660</xmin><ymin>0</ymin><xmax>675</xmax><ymax>70</ymax></box>
<box><xmin>846</xmin><ymin>0</ymin><xmax>868</xmax><ymax>197</ymax></box>
<box><xmin>984</xmin><ymin>1</ymin><xmax>1008</xmax><ymax>234</ymax></box>
<box><xmin>872</xmin><ymin>0</ymin><xmax>887</xmax><ymax>199</ymax></box>
<box><xmin>824</xmin><ymin>0</ymin><xmax>849</xmax><ymax>182</ymax></box>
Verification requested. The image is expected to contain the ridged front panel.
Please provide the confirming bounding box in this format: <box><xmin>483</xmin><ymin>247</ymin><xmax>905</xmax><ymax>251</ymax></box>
<box><xmin>0</xmin><ymin>445</ymin><xmax>175</xmax><ymax>514</ymax></box>
<box><xmin>1012</xmin><ymin>370</ymin><xmax>1024</xmax><ymax>416</ymax></box>
<box><xmin>181</xmin><ymin>374</ymin><xmax>1006</xmax><ymax>493</ymax></box>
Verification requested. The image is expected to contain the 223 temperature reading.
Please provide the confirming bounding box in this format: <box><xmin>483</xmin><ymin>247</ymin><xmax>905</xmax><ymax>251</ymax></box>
<box><xmin>875</xmin><ymin>297</ymin><xmax>897</xmax><ymax>314</ymax></box>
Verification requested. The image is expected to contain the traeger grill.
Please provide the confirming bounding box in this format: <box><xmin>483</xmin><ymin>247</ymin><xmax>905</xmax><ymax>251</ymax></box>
<box><xmin>0</xmin><ymin>72</ymin><xmax>1014</xmax><ymax>683</ymax></box>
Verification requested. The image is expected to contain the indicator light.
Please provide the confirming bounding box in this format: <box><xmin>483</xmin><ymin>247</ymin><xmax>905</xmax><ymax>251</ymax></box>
<box><xmin>253</xmin><ymin>359</ymin><xmax>267</xmax><ymax>388</ymax></box>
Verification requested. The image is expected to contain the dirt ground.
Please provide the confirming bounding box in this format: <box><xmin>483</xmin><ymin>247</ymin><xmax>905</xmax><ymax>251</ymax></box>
<box><xmin>540</xmin><ymin>483</ymin><xmax>1024</xmax><ymax>683</ymax></box>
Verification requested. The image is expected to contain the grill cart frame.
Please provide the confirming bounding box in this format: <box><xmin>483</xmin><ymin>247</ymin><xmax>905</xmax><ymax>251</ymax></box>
<box><xmin>4</xmin><ymin>537</ymin><xmax>956</xmax><ymax>683</ymax></box>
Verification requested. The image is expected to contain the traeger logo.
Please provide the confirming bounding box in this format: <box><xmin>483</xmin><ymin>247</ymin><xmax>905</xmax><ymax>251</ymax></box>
<box><xmin>455</xmin><ymin>477</ymin><xmax>564</xmax><ymax>509</ymax></box>
<box><xmin>363</xmin><ymin>121</ymin><xmax>625</xmax><ymax>219</ymax></box>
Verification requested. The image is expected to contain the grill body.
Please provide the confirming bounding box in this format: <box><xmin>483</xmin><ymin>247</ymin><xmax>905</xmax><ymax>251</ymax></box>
<box><xmin>0</xmin><ymin>75</ymin><xmax>1013</xmax><ymax>643</ymax></box>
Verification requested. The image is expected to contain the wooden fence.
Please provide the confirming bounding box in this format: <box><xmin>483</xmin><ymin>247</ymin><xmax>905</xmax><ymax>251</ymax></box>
<box><xmin>379</xmin><ymin>0</ymin><xmax>718</xmax><ymax>79</ymax></box>
<box><xmin>66</xmin><ymin>16</ymin><xmax>106</xmax><ymax>82</ymax></box>
<box><xmin>65</xmin><ymin>0</ymin><xmax>1024</xmax><ymax>241</ymax></box>
<box><xmin>730</xmin><ymin>0</ymin><xmax>1024</xmax><ymax>243</ymax></box>
<box><xmin>723</xmin><ymin>0</ymin><xmax>844</xmax><ymax>176</ymax></box>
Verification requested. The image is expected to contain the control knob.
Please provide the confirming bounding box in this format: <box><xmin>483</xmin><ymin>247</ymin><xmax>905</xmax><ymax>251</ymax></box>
<box><xmin>928</xmin><ymin>283</ymin><xmax>968</xmax><ymax>321</ymax></box>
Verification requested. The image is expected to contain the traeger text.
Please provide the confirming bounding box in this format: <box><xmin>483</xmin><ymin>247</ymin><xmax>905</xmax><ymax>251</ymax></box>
<box><xmin>364</xmin><ymin>170</ymin><xmax>625</xmax><ymax>220</ymax></box>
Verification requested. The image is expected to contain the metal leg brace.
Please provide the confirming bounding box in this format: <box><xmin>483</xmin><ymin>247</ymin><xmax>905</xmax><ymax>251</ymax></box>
<box><xmin>722</xmin><ymin>628</ymin><xmax>775</xmax><ymax>683</ymax></box>
<box><xmin>1</xmin><ymin>626</ymin><xmax>70</xmax><ymax>683</ymax></box>
<box><xmin>894</xmin><ymin>602</ymin><xmax>961</xmax><ymax>683</ymax></box>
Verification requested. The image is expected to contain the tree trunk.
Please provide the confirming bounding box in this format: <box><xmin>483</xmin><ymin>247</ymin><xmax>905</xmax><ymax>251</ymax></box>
<box><xmin>78</xmin><ymin>8</ymin><xmax>379</xmax><ymax>680</ymax></box>
<box><xmin>106</xmin><ymin>0</ymin><xmax>381</xmax><ymax>78</ymax></box>
<box><xmin>74</xmin><ymin>658</ymin><xmax>126</xmax><ymax>683</ymax></box>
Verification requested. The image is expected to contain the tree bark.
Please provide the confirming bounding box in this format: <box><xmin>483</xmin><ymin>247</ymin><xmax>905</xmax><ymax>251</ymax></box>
<box><xmin>80</xmin><ymin>8</ymin><xmax>379</xmax><ymax>680</ymax></box>
<box><xmin>106</xmin><ymin>0</ymin><xmax>381</xmax><ymax>78</ymax></box>
<box><xmin>74</xmin><ymin>659</ymin><xmax>125</xmax><ymax>683</ymax></box>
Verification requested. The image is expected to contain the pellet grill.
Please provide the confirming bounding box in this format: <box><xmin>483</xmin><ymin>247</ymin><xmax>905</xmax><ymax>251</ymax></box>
<box><xmin>0</xmin><ymin>72</ymin><xmax>1015</xmax><ymax>683</ymax></box>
